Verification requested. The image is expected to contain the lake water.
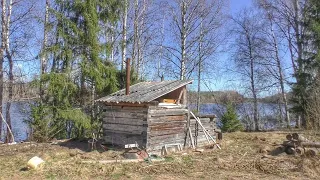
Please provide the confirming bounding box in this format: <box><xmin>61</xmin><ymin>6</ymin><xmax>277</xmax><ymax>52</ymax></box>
<box><xmin>0</xmin><ymin>102</ymin><xmax>31</xmax><ymax>142</ymax></box>
<box><xmin>1</xmin><ymin>102</ymin><xmax>293</xmax><ymax>142</ymax></box>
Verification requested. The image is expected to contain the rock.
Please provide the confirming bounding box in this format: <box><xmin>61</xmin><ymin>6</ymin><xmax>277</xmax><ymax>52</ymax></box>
<box><xmin>27</xmin><ymin>156</ymin><xmax>45</xmax><ymax>169</ymax></box>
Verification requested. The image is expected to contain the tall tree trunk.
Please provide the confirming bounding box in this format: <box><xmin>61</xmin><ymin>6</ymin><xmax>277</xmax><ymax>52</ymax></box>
<box><xmin>287</xmin><ymin>23</ymin><xmax>297</xmax><ymax>74</ymax></box>
<box><xmin>293</xmin><ymin>0</ymin><xmax>306</xmax><ymax>128</ymax></box>
<box><xmin>132</xmin><ymin>0</ymin><xmax>138</xmax><ymax>73</ymax></box>
<box><xmin>5</xmin><ymin>0</ymin><xmax>13</xmax><ymax>143</ymax></box>
<box><xmin>247</xmin><ymin>35</ymin><xmax>259</xmax><ymax>131</ymax></box>
<box><xmin>121</xmin><ymin>0</ymin><xmax>128</xmax><ymax>72</ymax></box>
<box><xmin>137</xmin><ymin>0</ymin><xmax>147</xmax><ymax>78</ymax></box>
<box><xmin>5</xmin><ymin>54</ymin><xmax>13</xmax><ymax>143</ymax></box>
<box><xmin>41</xmin><ymin>0</ymin><xmax>49</xmax><ymax>75</ymax></box>
<box><xmin>180</xmin><ymin>0</ymin><xmax>187</xmax><ymax>80</ymax></box>
<box><xmin>39</xmin><ymin>0</ymin><xmax>49</xmax><ymax>114</ymax></box>
<box><xmin>0</xmin><ymin>0</ymin><xmax>6</xmax><ymax>137</ymax></box>
<box><xmin>269</xmin><ymin>15</ymin><xmax>290</xmax><ymax>128</ymax></box>
<box><xmin>196</xmin><ymin>15</ymin><xmax>203</xmax><ymax>114</ymax></box>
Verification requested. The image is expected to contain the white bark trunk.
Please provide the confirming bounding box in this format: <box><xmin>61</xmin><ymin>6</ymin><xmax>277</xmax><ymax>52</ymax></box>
<box><xmin>41</xmin><ymin>0</ymin><xmax>49</xmax><ymax>74</ymax></box>
<box><xmin>180</xmin><ymin>0</ymin><xmax>187</xmax><ymax>80</ymax></box>
<box><xmin>0</xmin><ymin>0</ymin><xmax>6</xmax><ymax>136</ymax></box>
<box><xmin>121</xmin><ymin>0</ymin><xmax>128</xmax><ymax>71</ymax></box>
<box><xmin>268</xmin><ymin>14</ymin><xmax>290</xmax><ymax>128</ymax></box>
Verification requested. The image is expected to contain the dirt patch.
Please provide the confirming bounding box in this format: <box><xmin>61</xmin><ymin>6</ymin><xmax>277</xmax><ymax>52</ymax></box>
<box><xmin>0</xmin><ymin>131</ymin><xmax>320</xmax><ymax>179</ymax></box>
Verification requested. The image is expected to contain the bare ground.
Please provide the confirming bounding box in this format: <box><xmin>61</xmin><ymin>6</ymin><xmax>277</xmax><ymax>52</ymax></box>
<box><xmin>1</xmin><ymin>131</ymin><xmax>320</xmax><ymax>180</ymax></box>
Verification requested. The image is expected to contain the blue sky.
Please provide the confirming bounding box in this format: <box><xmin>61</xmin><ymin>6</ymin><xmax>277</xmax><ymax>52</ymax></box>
<box><xmin>188</xmin><ymin>0</ymin><xmax>255</xmax><ymax>93</ymax></box>
<box><xmin>230</xmin><ymin>0</ymin><xmax>252</xmax><ymax>13</ymax></box>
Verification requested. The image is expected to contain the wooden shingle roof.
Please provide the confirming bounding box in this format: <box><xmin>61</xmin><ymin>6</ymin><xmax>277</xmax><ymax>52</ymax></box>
<box><xmin>96</xmin><ymin>80</ymin><xmax>193</xmax><ymax>104</ymax></box>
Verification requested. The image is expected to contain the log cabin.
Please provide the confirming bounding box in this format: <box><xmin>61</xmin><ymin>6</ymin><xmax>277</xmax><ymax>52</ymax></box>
<box><xmin>96</xmin><ymin>80</ymin><xmax>218</xmax><ymax>155</ymax></box>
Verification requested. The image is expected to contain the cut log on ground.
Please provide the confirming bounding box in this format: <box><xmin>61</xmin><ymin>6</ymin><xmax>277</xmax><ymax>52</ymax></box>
<box><xmin>300</xmin><ymin>142</ymin><xmax>320</xmax><ymax>148</ymax></box>
<box><xmin>292</xmin><ymin>133</ymin><xmax>307</xmax><ymax>142</ymax></box>
<box><xmin>295</xmin><ymin>147</ymin><xmax>304</xmax><ymax>155</ymax></box>
<box><xmin>282</xmin><ymin>140</ymin><xmax>298</xmax><ymax>147</ymax></box>
<box><xmin>285</xmin><ymin>146</ymin><xmax>296</xmax><ymax>155</ymax></box>
<box><xmin>305</xmin><ymin>148</ymin><xmax>319</xmax><ymax>157</ymax></box>
<box><xmin>286</xmin><ymin>134</ymin><xmax>293</xmax><ymax>141</ymax></box>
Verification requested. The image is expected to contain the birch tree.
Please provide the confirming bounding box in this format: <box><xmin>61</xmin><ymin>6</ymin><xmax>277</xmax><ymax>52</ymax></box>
<box><xmin>231</xmin><ymin>9</ymin><xmax>267</xmax><ymax>131</ymax></box>
<box><xmin>121</xmin><ymin>0</ymin><xmax>128</xmax><ymax>71</ymax></box>
<box><xmin>0</xmin><ymin>0</ymin><xmax>6</xmax><ymax>137</ymax></box>
<box><xmin>258</xmin><ymin>0</ymin><xmax>291</xmax><ymax>128</ymax></box>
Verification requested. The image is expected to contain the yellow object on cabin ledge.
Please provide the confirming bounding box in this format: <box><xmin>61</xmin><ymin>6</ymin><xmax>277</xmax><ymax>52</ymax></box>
<box><xmin>161</xmin><ymin>99</ymin><xmax>177</xmax><ymax>104</ymax></box>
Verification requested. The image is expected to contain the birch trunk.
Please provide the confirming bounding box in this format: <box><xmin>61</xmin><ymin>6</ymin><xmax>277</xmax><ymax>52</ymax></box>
<box><xmin>0</xmin><ymin>0</ymin><xmax>6</xmax><ymax>137</ymax></box>
<box><xmin>41</xmin><ymin>0</ymin><xmax>49</xmax><ymax>74</ymax></box>
<box><xmin>137</xmin><ymin>0</ymin><xmax>147</xmax><ymax>78</ymax></box>
<box><xmin>196</xmin><ymin>16</ymin><xmax>203</xmax><ymax>114</ymax></box>
<box><xmin>180</xmin><ymin>0</ymin><xmax>187</xmax><ymax>80</ymax></box>
<box><xmin>293</xmin><ymin>0</ymin><xmax>306</xmax><ymax>128</ymax></box>
<box><xmin>247</xmin><ymin>33</ymin><xmax>259</xmax><ymax>131</ymax></box>
<box><xmin>5</xmin><ymin>0</ymin><xmax>13</xmax><ymax>143</ymax></box>
<box><xmin>40</xmin><ymin>0</ymin><xmax>49</xmax><ymax>108</ymax></box>
<box><xmin>121</xmin><ymin>0</ymin><xmax>128</xmax><ymax>72</ymax></box>
<box><xmin>269</xmin><ymin>15</ymin><xmax>290</xmax><ymax>128</ymax></box>
<box><xmin>132</xmin><ymin>0</ymin><xmax>138</xmax><ymax>73</ymax></box>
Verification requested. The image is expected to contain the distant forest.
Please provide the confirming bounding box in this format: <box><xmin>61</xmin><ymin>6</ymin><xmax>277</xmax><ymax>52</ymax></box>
<box><xmin>188</xmin><ymin>91</ymin><xmax>292</xmax><ymax>104</ymax></box>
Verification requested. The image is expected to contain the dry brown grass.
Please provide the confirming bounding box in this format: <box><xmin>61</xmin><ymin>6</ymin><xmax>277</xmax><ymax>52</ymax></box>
<box><xmin>0</xmin><ymin>131</ymin><xmax>320</xmax><ymax>179</ymax></box>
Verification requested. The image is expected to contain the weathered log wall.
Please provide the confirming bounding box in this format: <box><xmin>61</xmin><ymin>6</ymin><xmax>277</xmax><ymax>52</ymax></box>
<box><xmin>102</xmin><ymin>104</ymin><xmax>217</xmax><ymax>154</ymax></box>
<box><xmin>146</xmin><ymin>107</ymin><xmax>188</xmax><ymax>153</ymax></box>
<box><xmin>190</xmin><ymin>117</ymin><xmax>217</xmax><ymax>146</ymax></box>
<box><xmin>102</xmin><ymin>105</ymin><xmax>148</xmax><ymax>147</ymax></box>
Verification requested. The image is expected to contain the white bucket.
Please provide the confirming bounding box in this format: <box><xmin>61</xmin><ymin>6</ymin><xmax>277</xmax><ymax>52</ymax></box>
<box><xmin>27</xmin><ymin>156</ymin><xmax>45</xmax><ymax>169</ymax></box>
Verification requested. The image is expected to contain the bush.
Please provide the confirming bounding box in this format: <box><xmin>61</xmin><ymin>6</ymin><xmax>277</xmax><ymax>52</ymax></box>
<box><xmin>221</xmin><ymin>103</ymin><xmax>244</xmax><ymax>132</ymax></box>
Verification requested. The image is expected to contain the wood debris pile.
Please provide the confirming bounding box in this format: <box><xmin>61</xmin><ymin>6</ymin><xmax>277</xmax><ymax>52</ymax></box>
<box><xmin>280</xmin><ymin>133</ymin><xmax>320</xmax><ymax>157</ymax></box>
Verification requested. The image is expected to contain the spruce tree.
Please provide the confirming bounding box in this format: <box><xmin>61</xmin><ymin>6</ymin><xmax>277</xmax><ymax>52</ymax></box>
<box><xmin>221</xmin><ymin>103</ymin><xmax>243</xmax><ymax>132</ymax></box>
<box><xmin>29</xmin><ymin>0</ymin><xmax>121</xmax><ymax>141</ymax></box>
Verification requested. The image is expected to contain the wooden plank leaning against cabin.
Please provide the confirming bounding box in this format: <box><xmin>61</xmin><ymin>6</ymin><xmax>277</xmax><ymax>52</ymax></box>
<box><xmin>102</xmin><ymin>103</ymin><xmax>149</xmax><ymax>147</ymax></box>
<box><xmin>189</xmin><ymin>116</ymin><xmax>217</xmax><ymax>146</ymax></box>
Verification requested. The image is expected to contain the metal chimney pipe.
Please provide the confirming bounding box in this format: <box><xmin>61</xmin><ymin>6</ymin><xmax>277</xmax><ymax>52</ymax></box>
<box><xmin>126</xmin><ymin>58</ymin><xmax>131</xmax><ymax>95</ymax></box>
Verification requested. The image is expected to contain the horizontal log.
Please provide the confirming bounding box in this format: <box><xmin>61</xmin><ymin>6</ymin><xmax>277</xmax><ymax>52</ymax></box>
<box><xmin>149</xmin><ymin>109</ymin><xmax>188</xmax><ymax>116</ymax></box>
<box><xmin>104</xmin><ymin>108</ymin><xmax>148</xmax><ymax>113</ymax></box>
<box><xmin>103</xmin><ymin>124</ymin><xmax>147</xmax><ymax>134</ymax></box>
<box><xmin>148</xmin><ymin>133</ymin><xmax>185</xmax><ymax>141</ymax></box>
<box><xmin>148</xmin><ymin>115</ymin><xmax>186</xmax><ymax>122</ymax></box>
<box><xmin>149</xmin><ymin>126</ymin><xmax>185</xmax><ymax>131</ymax></box>
<box><xmin>300</xmin><ymin>142</ymin><xmax>320</xmax><ymax>148</ymax></box>
<box><xmin>103</xmin><ymin>117</ymin><xmax>147</xmax><ymax>126</ymax></box>
<box><xmin>103</xmin><ymin>129</ymin><xmax>144</xmax><ymax>135</ymax></box>
<box><xmin>292</xmin><ymin>133</ymin><xmax>307</xmax><ymax>142</ymax></box>
<box><xmin>147</xmin><ymin>129</ymin><xmax>186</xmax><ymax>136</ymax></box>
<box><xmin>102</xmin><ymin>111</ymin><xmax>147</xmax><ymax>118</ymax></box>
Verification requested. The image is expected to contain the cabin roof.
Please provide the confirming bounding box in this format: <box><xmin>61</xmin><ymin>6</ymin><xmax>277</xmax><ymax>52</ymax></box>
<box><xmin>96</xmin><ymin>80</ymin><xmax>193</xmax><ymax>104</ymax></box>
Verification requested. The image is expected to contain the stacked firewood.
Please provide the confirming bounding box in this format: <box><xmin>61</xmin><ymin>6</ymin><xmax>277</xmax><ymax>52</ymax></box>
<box><xmin>282</xmin><ymin>133</ymin><xmax>320</xmax><ymax>157</ymax></box>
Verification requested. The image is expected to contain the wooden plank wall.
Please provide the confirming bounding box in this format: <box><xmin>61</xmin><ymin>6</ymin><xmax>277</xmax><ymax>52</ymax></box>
<box><xmin>146</xmin><ymin>107</ymin><xmax>188</xmax><ymax>153</ymax></box>
<box><xmin>102</xmin><ymin>105</ymin><xmax>148</xmax><ymax>148</ymax></box>
<box><xmin>190</xmin><ymin>117</ymin><xmax>217</xmax><ymax>146</ymax></box>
